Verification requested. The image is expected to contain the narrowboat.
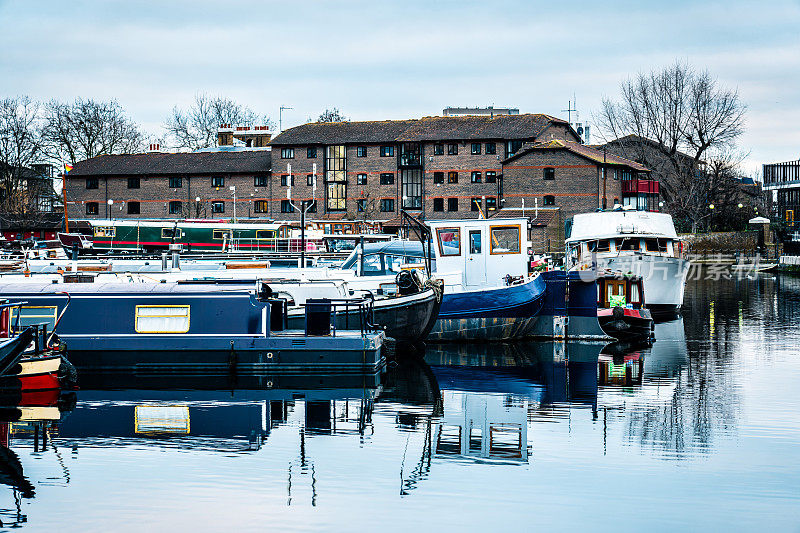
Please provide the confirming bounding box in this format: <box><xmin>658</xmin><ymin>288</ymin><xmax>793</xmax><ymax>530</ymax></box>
<box><xmin>595</xmin><ymin>272</ymin><xmax>655</xmax><ymax>341</ymax></box>
<box><xmin>565</xmin><ymin>209</ymin><xmax>691</xmax><ymax>318</ymax></box>
<box><xmin>0</xmin><ymin>283</ymin><xmax>385</xmax><ymax>373</ymax></box>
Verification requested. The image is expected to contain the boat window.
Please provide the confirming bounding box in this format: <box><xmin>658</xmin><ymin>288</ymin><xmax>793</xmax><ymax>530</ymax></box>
<box><xmin>489</xmin><ymin>225</ymin><xmax>520</xmax><ymax>254</ymax></box>
<box><xmin>213</xmin><ymin>229</ymin><xmax>231</xmax><ymax>240</ymax></box>
<box><xmin>161</xmin><ymin>228</ymin><xmax>178</xmax><ymax>239</ymax></box>
<box><xmin>469</xmin><ymin>231</ymin><xmax>482</xmax><ymax>254</ymax></box>
<box><xmin>659</xmin><ymin>239</ymin><xmax>669</xmax><ymax>253</ymax></box>
<box><xmin>10</xmin><ymin>306</ymin><xmax>57</xmax><ymax>329</ymax></box>
<box><xmin>93</xmin><ymin>226</ymin><xmax>116</xmax><ymax>238</ymax></box>
<box><xmin>384</xmin><ymin>255</ymin><xmax>409</xmax><ymax>274</ymax></box>
<box><xmin>620</xmin><ymin>238</ymin><xmax>640</xmax><ymax>251</ymax></box>
<box><xmin>361</xmin><ymin>254</ymin><xmax>384</xmax><ymax>275</ymax></box>
<box><xmin>630</xmin><ymin>282</ymin><xmax>641</xmax><ymax>304</ymax></box>
<box><xmin>645</xmin><ymin>238</ymin><xmax>659</xmax><ymax>252</ymax></box>
<box><xmin>436</xmin><ymin>228</ymin><xmax>461</xmax><ymax>256</ymax></box>
<box><xmin>256</xmin><ymin>229</ymin><xmax>276</xmax><ymax>240</ymax></box>
<box><xmin>135</xmin><ymin>305</ymin><xmax>190</xmax><ymax>333</ymax></box>
<box><xmin>596</xmin><ymin>239</ymin><xmax>611</xmax><ymax>253</ymax></box>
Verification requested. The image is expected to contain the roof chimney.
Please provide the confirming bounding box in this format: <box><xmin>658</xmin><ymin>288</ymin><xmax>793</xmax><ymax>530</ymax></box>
<box><xmin>147</xmin><ymin>143</ymin><xmax>161</xmax><ymax>153</ymax></box>
<box><xmin>217</xmin><ymin>124</ymin><xmax>234</xmax><ymax>146</ymax></box>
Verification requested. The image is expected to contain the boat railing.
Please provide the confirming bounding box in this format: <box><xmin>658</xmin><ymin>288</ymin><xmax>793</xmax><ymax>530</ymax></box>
<box><xmin>301</xmin><ymin>296</ymin><xmax>380</xmax><ymax>337</ymax></box>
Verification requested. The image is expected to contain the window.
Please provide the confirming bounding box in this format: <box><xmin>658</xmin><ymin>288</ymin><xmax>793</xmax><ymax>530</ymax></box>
<box><xmin>85</xmin><ymin>202</ymin><xmax>99</xmax><ymax>215</ymax></box>
<box><xmin>469</xmin><ymin>230</ymin><xmax>481</xmax><ymax>254</ymax></box>
<box><xmin>620</xmin><ymin>238</ymin><xmax>640</xmax><ymax>251</ymax></box>
<box><xmin>506</xmin><ymin>140</ymin><xmax>523</xmax><ymax>156</ymax></box>
<box><xmin>433</xmin><ymin>143</ymin><xmax>444</xmax><ymax>156</ymax></box>
<box><xmin>211</xmin><ymin>176</ymin><xmax>224</xmax><ymax>188</ymax></box>
<box><xmin>86</xmin><ymin>177</ymin><xmax>98</xmax><ymax>189</ymax></box>
<box><xmin>357</xmin><ymin>146</ymin><xmax>367</xmax><ymax>157</ymax></box>
<box><xmin>161</xmin><ymin>227</ymin><xmax>178</xmax><ymax>239</ymax></box>
<box><xmin>436</xmin><ymin>228</ymin><xmax>461</xmax><ymax>256</ymax></box>
<box><xmin>169</xmin><ymin>200</ymin><xmax>182</xmax><ymax>214</ymax></box>
<box><xmin>380</xmin><ymin>145</ymin><xmax>395</xmax><ymax>157</ymax></box>
<box><xmin>433</xmin><ymin>172</ymin><xmax>444</xmax><ymax>184</ymax></box>
<box><xmin>471</xmin><ymin>171</ymin><xmax>482</xmax><ymax>183</ymax></box>
<box><xmin>254</xmin><ymin>200</ymin><xmax>268</xmax><ymax>214</ymax></box>
<box><xmin>281</xmin><ymin>148</ymin><xmax>295</xmax><ymax>159</ymax></box>
<box><xmin>93</xmin><ymin>226</ymin><xmax>115</xmax><ymax>237</ymax></box>
<box><xmin>325</xmin><ymin>145</ymin><xmax>347</xmax><ymax>211</ymax></box>
<box><xmin>127</xmin><ymin>201</ymin><xmax>140</xmax><ymax>215</ymax></box>
<box><xmin>447</xmin><ymin>198</ymin><xmax>458</xmax><ymax>212</ymax></box>
<box><xmin>490</xmin><ymin>225</ymin><xmax>521</xmax><ymax>254</ymax></box>
<box><xmin>486</xmin><ymin>142</ymin><xmax>496</xmax><ymax>155</ymax></box>
<box><xmin>644</xmin><ymin>238</ymin><xmax>668</xmax><ymax>253</ymax></box>
<box><xmin>307</xmin><ymin>147</ymin><xmax>317</xmax><ymax>158</ymax></box>
<box><xmin>128</xmin><ymin>177</ymin><xmax>140</xmax><ymax>189</ymax></box>
<box><xmin>213</xmin><ymin>229</ymin><xmax>231</xmax><ymax>240</ymax></box>
<box><xmin>135</xmin><ymin>305</ymin><xmax>190</xmax><ymax>334</ymax></box>
<box><xmin>471</xmin><ymin>198</ymin><xmax>482</xmax><ymax>211</ymax></box>
<box><xmin>280</xmin><ymin>174</ymin><xmax>295</xmax><ymax>186</ymax></box>
<box><xmin>402</xmin><ymin>169</ymin><xmax>422</xmax><ymax>209</ymax></box>
<box><xmin>254</xmin><ymin>176</ymin><xmax>268</xmax><ymax>187</ymax></box>
<box><xmin>9</xmin><ymin>305</ymin><xmax>58</xmax><ymax>330</ymax></box>
<box><xmin>447</xmin><ymin>171</ymin><xmax>458</xmax><ymax>184</ymax></box>
<box><xmin>380</xmin><ymin>173</ymin><xmax>394</xmax><ymax>185</ymax></box>
<box><xmin>256</xmin><ymin>229</ymin><xmax>276</xmax><ymax>239</ymax></box>
<box><xmin>486</xmin><ymin>197</ymin><xmax>497</xmax><ymax>211</ymax></box>
<box><xmin>433</xmin><ymin>198</ymin><xmax>444</xmax><ymax>212</ymax></box>
<box><xmin>357</xmin><ymin>199</ymin><xmax>367</xmax><ymax>212</ymax></box>
<box><xmin>543</xmin><ymin>167</ymin><xmax>555</xmax><ymax>180</ymax></box>
<box><xmin>356</xmin><ymin>173</ymin><xmax>367</xmax><ymax>185</ymax></box>
<box><xmin>169</xmin><ymin>177</ymin><xmax>182</xmax><ymax>188</ymax></box>
<box><xmin>380</xmin><ymin>198</ymin><xmax>394</xmax><ymax>212</ymax></box>
<box><xmin>786</xmin><ymin>209</ymin><xmax>795</xmax><ymax>223</ymax></box>
<box><xmin>543</xmin><ymin>195</ymin><xmax>555</xmax><ymax>206</ymax></box>
<box><xmin>306</xmin><ymin>174</ymin><xmax>314</xmax><ymax>186</ymax></box>
<box><xmin>281</xmin><ymin>200</ymin><xmax>294</xmax><ymax>213</ymax></box>
<box><xmin>471</xmin><ymin>143</ymin><xmax>481</xmax><ymax>155</ymax></box>
<box><xmin>211</xmin><ymin>201</ymin><xmax>225</xmax><ymax>213</ymax></box>
<box><xmin>486</xmin><ymin>171</ymin><xmax>496</xmax><ymax>183</ymax></box>
<box><xmin>592</xmin><ymin>239</ymin><xmax>611</xmax><ymax>253</ymax></box>
<box><xmin>447</xmin><ymin>143</ymin><xmax>458</xmax><ymax>155</ymax></box>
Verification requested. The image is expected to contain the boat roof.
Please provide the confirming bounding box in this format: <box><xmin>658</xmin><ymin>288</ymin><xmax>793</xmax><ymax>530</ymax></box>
<box><xmin>0</xmin><ymin>282</ymin><xmax>255</xmax><ymax>295</ymax></box>
<box><xmin>566</xmin><ymin>211</ymin><xmax>678</xmax><ymax>243</ymax></box>
<box><xmin>80</xmin><ymin>219</ymin><xmax>286</xmax><ymax>230</ymax></box>
<box><xmin>361</xmin><ymin>240</ymin><xmax>425</xmax><ymax>256</ymax></box>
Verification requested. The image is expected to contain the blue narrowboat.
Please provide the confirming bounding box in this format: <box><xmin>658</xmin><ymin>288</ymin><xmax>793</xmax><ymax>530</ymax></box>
<box><xmin>0</xmin><ymin>283</ymin><xmax>385</xmax><ymax>373</ymax></box>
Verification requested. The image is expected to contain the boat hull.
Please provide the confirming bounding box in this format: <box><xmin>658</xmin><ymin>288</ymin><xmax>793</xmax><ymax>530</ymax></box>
<box><xmin>426</xmin><ymin>275</ymin><xmax>546</xmax><ymax>342</ymax></box>
<box><xmin>589</xmin><ymin>255</ymin><xmax>690</xmax><ymax>316</ymax></box>
<box><xmin>597</xmin><ymin>308</ymin><xmax>654</xmax><ymax>341</ymax></box>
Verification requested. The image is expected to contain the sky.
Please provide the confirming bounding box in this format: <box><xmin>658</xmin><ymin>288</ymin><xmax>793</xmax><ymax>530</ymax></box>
<box><xmin>1</xmin><ymin>0</ymin><xmax>799</xmax><ymax>175</ymax></box>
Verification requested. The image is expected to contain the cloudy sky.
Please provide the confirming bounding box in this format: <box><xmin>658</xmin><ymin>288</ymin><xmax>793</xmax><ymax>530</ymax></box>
<box><xmin>1</xmin><ymin>0</ymin><xmax>798</xmax><ymax>173</ymax></box>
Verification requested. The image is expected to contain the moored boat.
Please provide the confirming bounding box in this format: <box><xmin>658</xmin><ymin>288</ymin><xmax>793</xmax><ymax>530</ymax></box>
<box><xmin>565</xmin><ymin>209</ymin><xmax>691</xmax><ymax>319</ymax></box>
<box><xmin>594</xmin><ymin>272</ymin><xmax>655</xmax><ymax>341</ymax></box>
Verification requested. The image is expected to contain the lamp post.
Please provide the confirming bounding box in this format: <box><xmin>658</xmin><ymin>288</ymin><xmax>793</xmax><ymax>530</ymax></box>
<box><xmin>229</xmin><ymin>186</ymin><xmax>237</xmax><ymax>223</ymax></box>
<box><xmin>709</xmin><ymin>204</ymin><xmax>715</xmax><ymax>232</ymax></box>
<box><xmin>195</xmin><ymin>196</ymin><xmax>201</xmax><ymax>218</ymax></box>
<box><xmin>107</xmin><ymin>199</ymin><xmax>113</xmax><ymax>219</ymax></box>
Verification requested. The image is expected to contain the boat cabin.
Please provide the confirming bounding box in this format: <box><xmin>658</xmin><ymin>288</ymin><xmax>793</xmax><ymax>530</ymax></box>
<box><xmin>596</xmin><ymin>273</ymin><xmax>645</xmax><ymax>309</ymax></box>
<box><xmin>427</xmin><ymin>218</ymin><xmax>529</xmax><ymax>288</ymax></box>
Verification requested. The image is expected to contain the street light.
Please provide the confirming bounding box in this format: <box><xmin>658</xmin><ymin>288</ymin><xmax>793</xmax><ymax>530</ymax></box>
<box><xmin>229</xmin><ymin>186</ymin><xmax>236</xmax><ymax>222</ymax></box>
<box><xmin>738</xmin><ymin>203</ymin><xmax>743</xmax><ymax>209</ymax></box>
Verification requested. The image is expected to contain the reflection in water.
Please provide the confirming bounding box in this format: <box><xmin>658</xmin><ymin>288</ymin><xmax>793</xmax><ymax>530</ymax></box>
<box><xmin>0</xmin><ymin>274</ymin><xmax>799</xmax><ymax>529</ymax></box>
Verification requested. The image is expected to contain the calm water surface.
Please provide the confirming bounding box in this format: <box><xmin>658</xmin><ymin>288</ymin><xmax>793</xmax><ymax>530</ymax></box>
<box><xmin>2</xmin><ymin>275</ymin><xmax>800</xmax><ymax>532</ymax></box>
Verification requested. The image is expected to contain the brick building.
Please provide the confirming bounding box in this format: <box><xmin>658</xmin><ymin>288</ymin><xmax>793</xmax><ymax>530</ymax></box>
<box><xmin>65</xmin><ymin>149</ymin><xmax>271</xmax><ymax>220</ymax></box>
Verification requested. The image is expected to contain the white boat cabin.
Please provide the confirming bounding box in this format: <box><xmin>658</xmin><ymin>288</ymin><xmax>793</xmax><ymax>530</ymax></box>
<box><xmin>565</xmin><ymin>210</ymin><xmax>685</xmax><ymax>268</ymax></box>
<box><xmin>427</xmin><ymin>218</ymin><xmax>529</xmax><ymax>288</ymax></box>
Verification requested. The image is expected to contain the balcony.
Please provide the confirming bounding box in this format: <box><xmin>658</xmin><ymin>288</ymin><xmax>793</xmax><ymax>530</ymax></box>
<box><xmin>622</xmin><ymin>179</ymin><xmax>659</xmax><ymax>195</ymax></box>
<box><xmin>398</xmin><ymin>153</ymin><xmax>422</xmax><ymax>168</ymax></box>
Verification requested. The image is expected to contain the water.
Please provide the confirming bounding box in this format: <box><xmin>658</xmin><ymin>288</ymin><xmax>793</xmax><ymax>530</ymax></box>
<box><xmin>2</xmin><ymin>274</ymin><xmax>800</xmax><ymax>531</ymax></box>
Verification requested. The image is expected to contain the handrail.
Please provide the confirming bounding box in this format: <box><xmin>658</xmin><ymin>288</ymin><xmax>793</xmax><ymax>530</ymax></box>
<box><xmin>299</xmin><ymin>296</ymin><xmax>379</xmax><ymax>337</ymax></box>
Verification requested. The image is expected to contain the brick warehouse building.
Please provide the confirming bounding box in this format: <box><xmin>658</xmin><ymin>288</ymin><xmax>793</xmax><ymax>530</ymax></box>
<box><xmin>65</xmin><ymin>149</ymin><xmax>272</xmax><ymax>220</ymax></box>
<box><xmin>65</xmin><ymin>113</ymin><xmax>656</xmax><ymax>252</ymax></box>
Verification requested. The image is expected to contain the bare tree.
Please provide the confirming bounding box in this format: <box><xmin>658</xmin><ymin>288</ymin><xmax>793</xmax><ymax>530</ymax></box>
<box><xmin>317</xmin><ymin>108</ymin><xmax>348</xmax><ymax>123</ymax></box>
<box><xmin>0</xmin><ymin>96</ymin><xmax>58</xmax><ymax>230</ymax></box>
<box><xmin>41</xmin><ymin>98</ymin><xmax>145</xmax><ymax>164</ymax></box>
<box><xmin>597</xmin><ymin>62</ymin><xmax>746</xmax><ymax>231</ymax></box>
<box><xmin>164</xmin><ymin>94</ymin><xmax>274</xmax><ymax>150</ymax></box>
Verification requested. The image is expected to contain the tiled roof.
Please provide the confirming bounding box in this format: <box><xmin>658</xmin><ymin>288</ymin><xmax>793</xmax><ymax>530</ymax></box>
<box><xmin>270</xmin><ymin>114</ymin><xmax>571</xmax><ymax>146</ymax></box>
<box><xmin>68</xmin><ymin>151</ymin><xmax>271</xmax><ymax>177</ymax></box>
<box><xmin>505</xmin><ymin>139</ymin><xmax>650</xmax><ymax>172</ymax></box>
